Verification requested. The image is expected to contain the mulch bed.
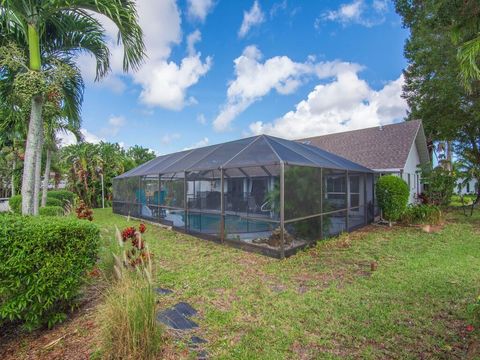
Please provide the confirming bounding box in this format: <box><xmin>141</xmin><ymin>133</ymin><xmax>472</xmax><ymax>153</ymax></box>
<box><xmin>0</xmin><ymin>283</ymin><xmax>102</xmax><ymax>360</ymax></box>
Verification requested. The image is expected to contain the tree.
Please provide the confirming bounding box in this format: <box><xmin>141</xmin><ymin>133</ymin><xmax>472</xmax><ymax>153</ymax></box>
<box><xmin>41</xmin><ymin>114</ymin><xmax>82</xmax><ymax>208</ymax></box>
<box><xmin>126</xmin><ymin>145</ymin><xmax>156</xmax><ymax>168</ymax></box>
<box><xmin>450</xmin><ymin>0</ymin><xmax>480</xmax><ymax>88</ymax></box>
<box><xmin>0</xmin><ymin>0</ymin><xmax>145</xmax><ymax>215</ymax></box>
<box><xmin>0</xmin><ymin>42</ymin><xmax>85</xmax><ymax>214</ymax></box>
<box><xmin>395</xmin><ymin>0</ymin><xmax>480</xmax><ymax>206</ymax></box>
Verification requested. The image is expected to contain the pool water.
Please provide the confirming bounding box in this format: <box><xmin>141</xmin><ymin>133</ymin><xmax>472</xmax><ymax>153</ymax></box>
<box><xmin>164</xmin><ymin>211</ymin><xmax>276</xmax><ymax>235</ymax></box>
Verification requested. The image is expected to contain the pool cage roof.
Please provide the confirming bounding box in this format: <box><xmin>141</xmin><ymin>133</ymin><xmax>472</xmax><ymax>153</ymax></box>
<box><xmin>116</xmin><ymin>134</ymin><xmax>373</xmax><ymax>178</ymax></box>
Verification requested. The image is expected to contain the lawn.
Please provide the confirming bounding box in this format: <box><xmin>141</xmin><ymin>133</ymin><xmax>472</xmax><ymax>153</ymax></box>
<box><xmin>92</xmin><ymin>208</ymin><xmax>480</xmax><ymax>359</ymax></box>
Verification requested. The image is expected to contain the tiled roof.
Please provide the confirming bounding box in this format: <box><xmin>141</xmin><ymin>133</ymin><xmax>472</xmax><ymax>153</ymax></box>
<box><xmin>298</xmin><ymin>120</ymin><xmax>426</xmax><ymax>171</ymax></box>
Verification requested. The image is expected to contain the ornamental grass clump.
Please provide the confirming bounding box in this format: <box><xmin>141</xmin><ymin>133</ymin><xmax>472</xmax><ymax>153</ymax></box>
<box><xmin>97</xmin><ymin>223</ymin><xmax>162</xmax><ymax>359</ymax></box>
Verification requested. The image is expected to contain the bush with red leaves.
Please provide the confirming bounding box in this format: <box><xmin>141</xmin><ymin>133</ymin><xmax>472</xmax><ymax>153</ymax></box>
<box><xmin>120</xmin><ymin>224</ymin><xmax>151</xmax><ymax>268</ymax></box>
<box><xmin>75</xmin><ymin>201</ymin><xmax>93</xmax><ymax>221</ymax></box>
<box><xmin>121</xmin><ymin>226</ymin><xmax>136</xmax><ymax>241</ymax></box>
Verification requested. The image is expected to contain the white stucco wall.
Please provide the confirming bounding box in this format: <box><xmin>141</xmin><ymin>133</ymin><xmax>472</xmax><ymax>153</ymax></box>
<box><xmin>456</xmin><ymin>178</ymin><xmax>478</xmax><ymax>195</ymax></box>
<box><xmin>402</xmin><ymin>142</ymin><xmax>422</xmax><ymax>204</ymax></box>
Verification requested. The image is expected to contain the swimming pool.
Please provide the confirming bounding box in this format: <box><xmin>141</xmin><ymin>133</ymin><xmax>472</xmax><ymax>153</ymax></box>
<box><xmin>164</xmin><ymin>210</ymin><xmax>276</xmax><ymax>235</ymax></box>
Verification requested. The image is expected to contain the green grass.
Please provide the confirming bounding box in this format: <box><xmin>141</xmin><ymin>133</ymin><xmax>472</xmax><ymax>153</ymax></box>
<box><xmin>92</xmin><ymin>208</ymin><xmax>480</xmax><ymax>359</ymax></box>
<box><xmin>451</xmin><ymin>194</ymin><xmax>477</xmax><ymax>207</ymax></box>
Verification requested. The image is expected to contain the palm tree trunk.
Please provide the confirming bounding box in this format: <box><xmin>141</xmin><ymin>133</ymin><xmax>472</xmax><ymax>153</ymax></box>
<box><xmin>21</xmin><ymin>95</ymin><xmax>43</xmax><ymax>215</ymax></box>
<box><xmin>41</xmin><ymin>149</ymin><xmax>51</xmax><ymax>207</ymax></box>
<box><xmin>11</xmin><ymin>158</ymin><xmax>16</xmax><ymax>197</ymax></box>
<box><xmin>33</xmin><ymin>127</ymin><xmax>44</xmax><ymax>215</ymax></box>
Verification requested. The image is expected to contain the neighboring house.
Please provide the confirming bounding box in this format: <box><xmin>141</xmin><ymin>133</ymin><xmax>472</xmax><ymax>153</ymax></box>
<box><xmin>456</xmin><ymin>178</ymin><xmax>478</xmax><ymax>195</ymax></box>
<box><xmin>299</xmin><ymin>120</ymin><xmax>430</xmax><ymax>204</ymax></box>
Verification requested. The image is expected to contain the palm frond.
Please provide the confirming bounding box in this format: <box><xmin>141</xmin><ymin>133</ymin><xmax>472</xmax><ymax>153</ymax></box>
<box><xmin>458</xmin><ymin>35</ymin><xmax>480</xmax><ymax>90</ymax></box>
<box><xmin>43</xmin><ymin>10</ymin><xmax>110</xmax><ymax>79</ymax></box>
<box><xmin>52</xmin><ymin>0</ymin><xmax>146</xmax><ymax>73</ymax></box>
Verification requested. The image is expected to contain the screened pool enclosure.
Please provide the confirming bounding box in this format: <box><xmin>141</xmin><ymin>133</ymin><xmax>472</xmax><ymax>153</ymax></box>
<box><xmin>113</xmin><ymin>135</ymin><xmax>374</xmax><ymax>258</ymax></box>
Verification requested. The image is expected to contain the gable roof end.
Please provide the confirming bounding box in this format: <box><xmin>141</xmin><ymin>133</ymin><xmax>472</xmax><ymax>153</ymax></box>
<box><xmin>298</xmin><ymin>120</ymin><xmax>429</xmax><ymax>171</ymax></box>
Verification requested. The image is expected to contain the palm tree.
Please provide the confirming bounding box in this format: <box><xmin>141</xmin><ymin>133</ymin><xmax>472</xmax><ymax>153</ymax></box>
<box><xmin>41</xmin><ymin>113</ymin><xmax>82</xmax><ymax>208</ymax></box>
<box><xmin>0</xmin><ymin>0</ymin><xmax>145</xmax><ymax>215</ymax></box>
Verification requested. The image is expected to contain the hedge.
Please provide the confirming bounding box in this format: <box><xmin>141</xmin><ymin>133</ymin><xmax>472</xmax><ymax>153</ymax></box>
<box><xmin>0</xmin><ymin>215</ymin><xmax>100</xmax><ymax>330</ymax></box>
<box><xmin>45</xmin><ymin>197</ymin><xmax>63</xmax><ymax>207</ymax></box>
<box><xmin>39</xmin><ymin>206</ymin><xmax>65</xmax><ymax>217</ymax></box>
<box><xmin>8</xmin><ymin>194</ymin><xmax>22</xmax><ymax>214</ymax></box>
<box><xmin>7</xmin><ymin>191</ymin><xmax>74</xmax><ymax>214</ymax></box>
<box><xmin>376</xmin><ymin>175</ymin><xmax>409</xmax><ymax>223</ymax></box>
<box><xmin>47</xmin><ymin>190</ymin><xmax>76</xmax><ymax>206</ymax></box>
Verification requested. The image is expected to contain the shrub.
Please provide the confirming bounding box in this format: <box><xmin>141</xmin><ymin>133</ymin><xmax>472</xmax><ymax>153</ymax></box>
<box><xmin>45</xmin><ymin>197</ymin><xmax>63</xmax><ymax>207</ymax></box>
<box><xmin>39</xmin><ymin>206</ymin><xmax>65</xmax><ymax>217</ymax></box>
<box><xmin>0</xmin><ymin>215</ymin><xmax>100</xmax><ymax>330</ymax></box>
<box><xmin>376</xmin><ymin>175</ymin><xmax>409</xmax><ymax>224</ymax></box>
<box><xmin>8</xmin><ymin>194</ymin><xmax>65</xmax><ymax>214</ymax></box>
<box><xmin>419</xmin><ymin>166</ymin><xmax>456</xmax><ymax>206</ymax></box>
<box><xmin>47</xmin><ymin>190</ymin><xmax>75</xmax><ymax>206</ymax></box>
<box><xmin>8</xmin><ymin>194</ymin><xmax>22</xmax><ymax>214</ymax></box>
<box><xmin>76</xmin><ymin>200</ymin><xmax>93</xmax><ymax>221</ymax></box>
<box><xmin>401</xmin><ymin>204</ymin><xmax>442</xmax><ymax>225</ymax></box>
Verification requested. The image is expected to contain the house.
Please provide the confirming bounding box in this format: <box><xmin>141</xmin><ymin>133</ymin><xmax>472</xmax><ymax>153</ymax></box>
<box><xmin>456</xmin><ymin>178</ymin><xmax>478</xmax><ymax>195</ymax></box>
<box><xmin>298</xmin><ymin>120</ymin><xmax>430</xmax><ymax>204</ymax></box>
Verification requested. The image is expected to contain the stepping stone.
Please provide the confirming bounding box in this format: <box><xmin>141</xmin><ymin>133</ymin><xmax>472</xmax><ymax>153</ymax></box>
<box><xmin>173</xmin><ymin>302</ymin><xmax>197</xmax><ymax>317</ymax></box>
<box><xmin>156</xmin><ymin>308</ymin><xmax>198</xmax><ymax>330</ymax></box>
<box><xmin>155</xmin><ymin>287</ymin><xmax>173</xmax><ymax>295</ymax></box>
<box><xmin>190</xmin><ymin>336</ymin><xmax>207</xmax><ymax>345</ymax></box>
<box><xmin>197</xmin><ymin>350</ymin><xmax>208</xmax><ymax>360</ymax></box>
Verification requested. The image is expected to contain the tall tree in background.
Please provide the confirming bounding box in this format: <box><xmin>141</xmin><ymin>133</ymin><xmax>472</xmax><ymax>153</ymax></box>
<box><xmin>0</xmin><ymin>0</ymin><xmax>145</xmax><ymax>215</ymax></box>
<box><xmin>452</xmin><ymin>0</ymin><xmax>480</xmax><ymax>88</ymax></box>
<box><xmin>60</xmin><ymin>142</ymin><xmax>151</xmax><ymax>207</ymax></box>
<box><xmin>126</xmin><ymin>145</ymin><xmax>156</xmax><ymax>167</ymax></box>
<box><xmin>395</xmin><ymin>0</ymin><xmax>480</xmax><ymax>205</ymax></box>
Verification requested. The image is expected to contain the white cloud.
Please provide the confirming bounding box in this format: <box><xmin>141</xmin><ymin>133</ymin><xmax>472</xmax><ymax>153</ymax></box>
<box><xmin>187</xmin><ymin>30</ymin><xmax>202</xmax><ymax>56</ymax></box>
<box><xmin>136</xmin><ymin>54</ymin><xmax>212</xmax><ymax>110</ymax></box>
<box><xmin>58</xmin><ymin>128</ymin><xmax>104</xmax><ymax>146</ymax></box>
<box><xmin>77</xmin><ymin>0</ymin><xmax>211</xmax><ymax>110</ymax></box>
<box><xmin>213</xmin><ymin>45</ymin><xmax>362</xmax><ymax>131</ymax></box>
<box><xmin>197</xmin><ymin>113</ymin><xmax>207</xmax><ymax>125</ymax></box>
<box><xmin>239</xmin><ymin>1</ymin><xmax>265</xmax><ymax>38</ymax></box>
<box><xmin>184</xmin><ymin>137</ymin><xmax>209</xmax><ymax>150</ymax></box>
<box><xmin>249</xmin><ymin>73</ymin><xmax>407</xmax><ymax>139</ymax></box>
<box><xmin>270</xmin><ymin>0</ymin><xmax>287</xmax><ymax>18</ymax></box>
<box><xmin>160</xmin><ymin>133</ymin><xmax>181</xmax><ymax>145</ymax></box>
<box><xmin>187</xmin><ymin>0</ymin><xmax>215</xmax><ymax>22</ymax></box>
<box><xmin>105</xmin><ymin>115</ymin><xmax>126</xmax><ymax>136</ymax></box>
<box><xmin>316</xmin><ymin>0</ymin><xmax>388</xmax><ymax>28</ymax></box>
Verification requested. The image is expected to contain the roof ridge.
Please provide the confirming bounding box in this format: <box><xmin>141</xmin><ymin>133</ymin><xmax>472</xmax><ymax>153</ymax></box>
<box><xmin>298</xmin><ymin>120</ymin><xmax>421</xmax><ymax>141</ymax></box>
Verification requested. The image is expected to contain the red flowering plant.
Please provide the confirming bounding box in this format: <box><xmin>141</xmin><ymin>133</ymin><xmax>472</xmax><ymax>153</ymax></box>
<box><xmin>117</xmin><ymin>224</ymin><xmax>152</xmax><ymax>269</ymax></box>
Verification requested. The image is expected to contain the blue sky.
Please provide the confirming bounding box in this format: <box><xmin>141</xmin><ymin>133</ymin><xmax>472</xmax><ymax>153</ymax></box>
<box><xmin>62</xmin><ymin>0</ymin><xmax>409</xmax><ymax>155</ymax></box>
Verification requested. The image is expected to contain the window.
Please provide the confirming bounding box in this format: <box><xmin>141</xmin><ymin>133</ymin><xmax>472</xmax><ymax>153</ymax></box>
<box><xmin>407</xmin><ymin>173</ymin><xmax>411</xmax><ymax>188</ymax></box>
<box><xmin>467</xmin><ymin>182</ymin><xmax>470</xmax><ymax>193</ymax></box>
